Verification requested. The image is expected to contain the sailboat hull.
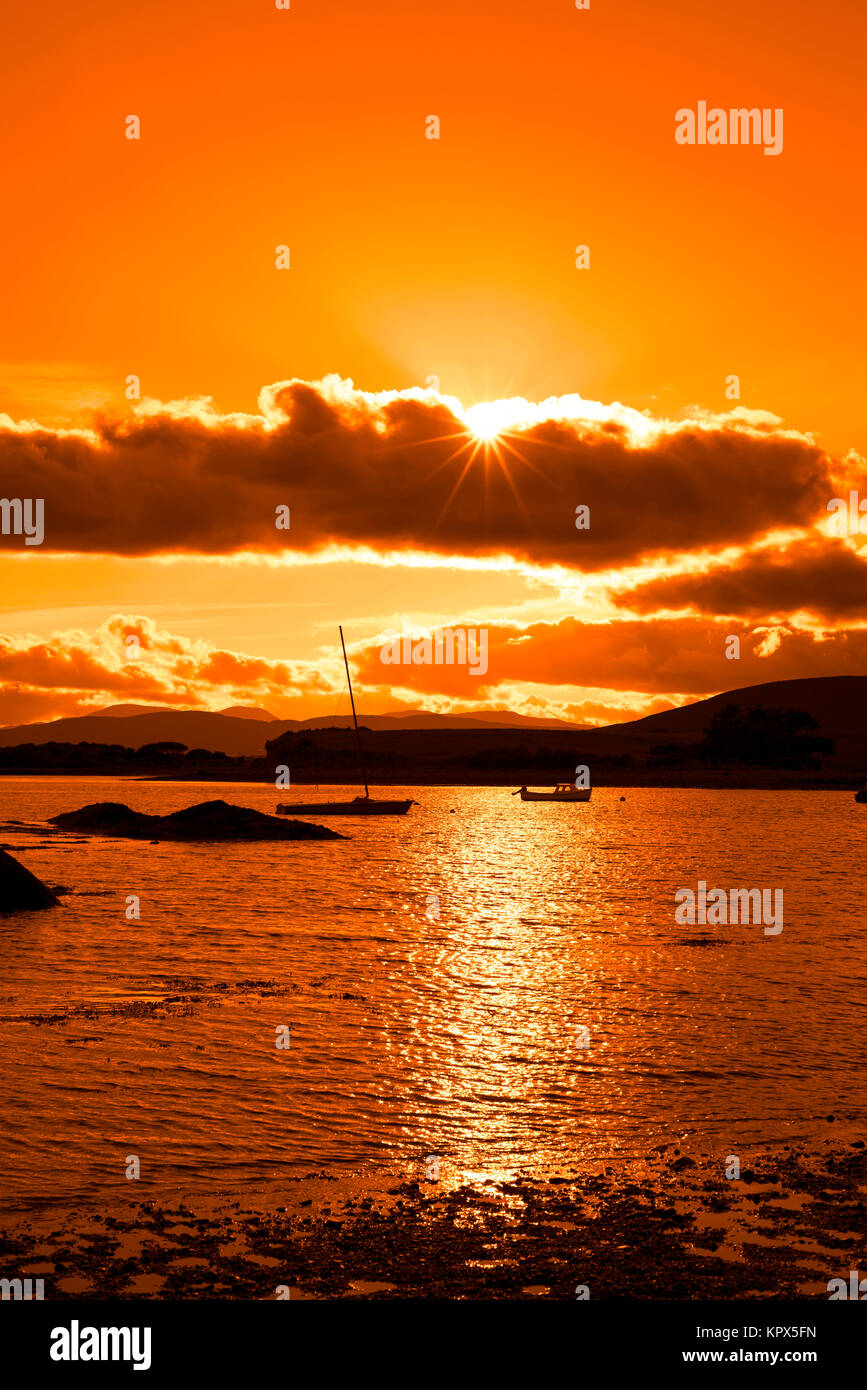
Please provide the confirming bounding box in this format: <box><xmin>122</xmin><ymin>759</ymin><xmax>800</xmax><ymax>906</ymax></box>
<box><xmin>290</xmin><ymin>628</ymin><xmax>414</xmax><ymax>816</ymax></box>
<box><xmin>277</xmin><ymin>798</ymin><xmax>414</xmax><ymax>816</ymax></box>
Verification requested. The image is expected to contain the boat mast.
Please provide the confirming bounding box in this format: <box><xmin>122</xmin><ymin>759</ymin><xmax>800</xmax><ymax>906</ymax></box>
<box><xmin>339</xmin><ymin>625</ymin><xmax>369</xmax><ymax>799</ymax></box>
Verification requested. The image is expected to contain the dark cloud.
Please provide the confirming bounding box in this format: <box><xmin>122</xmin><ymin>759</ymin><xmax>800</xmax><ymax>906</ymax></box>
<box><xmin>0</xmin><ymin>380</ymin><xmax>838</xmax><ymax>566</ymax></box>
<box><xmin>614</xmin><ymin>539</ymin><xmax>867</xmax><ymax>619</ymax></box>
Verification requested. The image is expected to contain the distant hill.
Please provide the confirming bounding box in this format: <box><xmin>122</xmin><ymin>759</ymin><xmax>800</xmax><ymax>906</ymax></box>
<box><xmin>586</xmin><ymin>675</ymin><xmax>867</xmax><ymax>753</ymax></box>
<box><xmin>0</xmin><ymin>710</ymin><xmax>284</xmax><ymax>756</ymax></box>
<box><xmin>262</xmin><ymin>675</ymin><xmax>867</xmax><ymax>787</ymax></box>
<box><xmin>292</xmin><ymin>710</ymin><xmax>578</xmax><ymax>732</ymax></box>
<box><xmin>96</xmin><ymin>702</ymin><xmax>278</xmax><ymax>722</ymax></box>
<box><xmin>1</xmin><ymin>674</ymin><xmax>864</xmax><ymax>786</ymax></box>
<box><xmin>372</xmin><ymin>709</ymin><xmax>578</xmax><ymax>730</ymax></box>
<box><xmin>218</xmin><ymin>705</ymin><xmax>277</xmax><ymax>721</ymax></box>
<box><xmin>90</xmin><ymin>703</ymin><xmax>180</xmax><ymax>718</ymax></box>
<box><xmin>0</xmin><ymin>678</ymin><xmax>864</xmax><ymax>779</ymax></box>
<box><xmin>0</xmin><ymin>704</ymin><xmax>578</xmax><ymax>755</ymax></box>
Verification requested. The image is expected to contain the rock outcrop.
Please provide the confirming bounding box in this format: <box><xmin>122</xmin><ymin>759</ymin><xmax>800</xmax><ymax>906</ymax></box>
<box><xmin>0</xmin><ymin>849</ymin><xmax>60</xmax><ymax>913</ymax></box>
<box><xmin>49</xmin><ymin>799</ymin><xmax>345</xmax><ymax>841</ymax></box>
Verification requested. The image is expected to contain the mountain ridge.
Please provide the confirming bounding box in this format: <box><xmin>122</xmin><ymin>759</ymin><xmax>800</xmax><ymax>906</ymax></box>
<box><xmin>0</xmin><ymin>676</ymin><xmax>863</xmax><ymax>758</ymax></box>
<box><xmin>0</xmin><ymin>704</ymin><xmax>580</xmax><ymax>755</ymax></box>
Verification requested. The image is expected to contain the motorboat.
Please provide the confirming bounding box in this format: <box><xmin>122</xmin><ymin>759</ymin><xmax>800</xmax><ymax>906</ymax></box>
<box><xmin>513</xmin><ymin>782</ymin><xmax>591</xmax><ymax>802</ymax></box>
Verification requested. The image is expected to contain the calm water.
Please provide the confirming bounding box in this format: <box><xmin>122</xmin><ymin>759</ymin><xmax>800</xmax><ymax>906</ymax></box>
<box><xmin>0</xmin><ymin>777</ymin><xmax>865</xmax><ymax>1214</ymax></box>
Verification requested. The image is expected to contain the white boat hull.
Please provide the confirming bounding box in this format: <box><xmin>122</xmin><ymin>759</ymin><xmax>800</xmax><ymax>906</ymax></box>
<box><xmin>518</xmin><ymin>787</ymin><xmax>591</xmax><ymax>802</ymax></box>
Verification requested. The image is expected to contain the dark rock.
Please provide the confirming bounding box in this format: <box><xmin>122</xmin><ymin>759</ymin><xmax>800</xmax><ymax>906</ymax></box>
<box><xmin>51</xmin><ymin>801</ymin><xmax>154</xmax><ymax>835</ymax></box>
<box><xmin>0</xmin><ymin>849</ymin><xmax>60</xmax><ymax>914</ymax></box>
<box><xmin>49</xmin><ymin>799</ymin><xmax>346</xmax><ymax>841</ymax></box>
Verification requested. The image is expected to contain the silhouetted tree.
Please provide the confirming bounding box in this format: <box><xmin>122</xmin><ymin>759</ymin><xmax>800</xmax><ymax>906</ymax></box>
<box><xmin>698</xmin><ymin>705</ymin><xmax>834</xmax><ymax>768</ymax></box>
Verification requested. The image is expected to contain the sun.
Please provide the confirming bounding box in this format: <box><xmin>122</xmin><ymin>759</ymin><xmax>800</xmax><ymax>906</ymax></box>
<box><xmin>463</xmin><ymin>400</ymin><xmax>521</xmax><ymax>441</ymax></box>
<box><xmin>416</xmin><ymin>394</ymin><xmax>558</xmax><ymax>532</ymax></box>
<box><xmin>466</xmin><ymin>410</ymin><xmax>502</xmax><ymax>441</ymax></box>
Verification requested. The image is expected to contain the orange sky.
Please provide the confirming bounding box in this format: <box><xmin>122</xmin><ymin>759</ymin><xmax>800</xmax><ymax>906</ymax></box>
<box><xmin>1</xmin><ymin>0</ymin><xmax>866</xmax><ymax>727</ymax></box>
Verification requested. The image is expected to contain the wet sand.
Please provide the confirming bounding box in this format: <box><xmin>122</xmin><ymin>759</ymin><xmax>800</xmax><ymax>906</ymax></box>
<box><xmin>3</xmin><ymin>1135</ymin><xmax>865</xmax><ymax>1299</ymax></box>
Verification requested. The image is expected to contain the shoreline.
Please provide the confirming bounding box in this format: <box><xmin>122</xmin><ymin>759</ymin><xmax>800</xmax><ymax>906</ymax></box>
<box><xmin>3</xmin><ymin>1134</ymin><xmax>864</xmax><ymax>1299</ymax></box>
<box><xmin>0</xmin><ymin>771</ymin><xmax>864</xmax><ymax>790</ymax></box>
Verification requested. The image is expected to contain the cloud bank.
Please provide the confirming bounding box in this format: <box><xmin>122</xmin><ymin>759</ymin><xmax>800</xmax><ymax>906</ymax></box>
<box><xmin>0</xmin><ymin>616</ymin><xmax>331</xmax><ymax>725</ymax></box>
<box><xmin>0</xmin><ymin>376</ymin><xmax>842</xmax><ymax>569</ymax></box>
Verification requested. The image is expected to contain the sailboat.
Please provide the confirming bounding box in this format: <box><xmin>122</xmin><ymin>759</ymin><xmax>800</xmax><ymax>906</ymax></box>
<box><xmin>276</xmin><ymin>627</ymin><xmax>415</xmax><ymax>817</ymax></box>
